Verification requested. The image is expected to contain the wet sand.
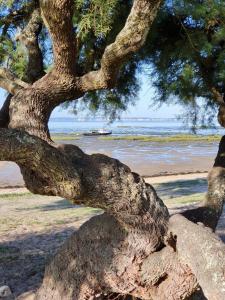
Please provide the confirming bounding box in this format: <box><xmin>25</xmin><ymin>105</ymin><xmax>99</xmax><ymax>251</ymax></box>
<box><xmin>0</xmin><ymin>137</ymin><xmax>217</xmax><ymax>187</ymax></box>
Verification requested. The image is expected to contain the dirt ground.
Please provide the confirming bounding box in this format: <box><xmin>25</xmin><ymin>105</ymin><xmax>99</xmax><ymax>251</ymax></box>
<box><xmin>0</xmin><ymin>176</ymin><xmax>224</xmax><ymax>299</ymax></box>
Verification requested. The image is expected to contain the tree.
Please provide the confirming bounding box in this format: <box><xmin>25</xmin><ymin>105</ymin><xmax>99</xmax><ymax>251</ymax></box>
<box><xmin>142</xmin><ymin>0</ymin><xmax>225</xmax><ymax>129</ymax></box>
<box><xmin>0</xmin><ymin>1</ymin><xmax>225</xmax><ymax>299</ymax></box>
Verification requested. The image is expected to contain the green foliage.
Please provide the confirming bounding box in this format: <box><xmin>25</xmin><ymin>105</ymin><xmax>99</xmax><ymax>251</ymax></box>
<box><xmin>142</xmin><ymin>0</ymin><xmax>225</xmax><ymax>127</ymax></box>
<box><xmin>0</xmin><ymin>0</ymin><xmax>29</xmax><ymax>78</ymax></box>
<box><xmin>1</xmin><ymin>0</ymin><xmax>224</xmax><ymax>126</ymax></box>
<box><xmin>0</xmin><ymin>0</ymin><xmax>14</xmax><ymax>8</ymax></box>
<box><xmin>74</xmin><ymin>0</ymin><xmax>119</xmax><ymax>40</ymax></box>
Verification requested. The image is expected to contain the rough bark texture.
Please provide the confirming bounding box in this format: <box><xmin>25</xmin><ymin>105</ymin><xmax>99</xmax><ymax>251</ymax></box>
<box><xmin>35</xmin><ymin>214</ymin><xmax>198</xmax><ymax>300</ymax></box>
<box><xmin>79</xmin><ymin>0</ymin><xmax>162</xmax><ymax>91</ymax></box>
<box><xmin>0</xmin><ymin>128</ymin><xmax>169</xmax><ymax>243</ymax></box>
<box><xmin>0</xmin><ymin>0</ymin><xmax>225</xmax><ymax>299</ymax></box>
<box><xmin>182</xmin><ymin>136</ymin><xmax>225</xmax><ymax>230</ymax></box>
<box><xmin>0</xmin><ymin>68</ymin><xmax>29</xmax><ymax>94</ymax></box>
<box><xmin>169</xmin><ymin>215</ymin><xmax>225</xmax><ymax>300</ymax></box>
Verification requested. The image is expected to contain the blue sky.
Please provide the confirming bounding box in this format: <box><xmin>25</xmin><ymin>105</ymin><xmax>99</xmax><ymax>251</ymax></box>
<box><xmin>0</xmin><ymin>76</ymin><xmax>183</xmax><ymax>118</ymax></box>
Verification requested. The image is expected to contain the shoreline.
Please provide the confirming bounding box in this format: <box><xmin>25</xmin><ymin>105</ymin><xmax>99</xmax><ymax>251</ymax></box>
<box><xmin>0</xmin><ymin>171</ymin><xmax>208</xmax><ymax>194</ymax></box>
<box><xmin>0</xmin><ymin>137</ymin><xmax>216</xmax><ymax>188</ymax></box>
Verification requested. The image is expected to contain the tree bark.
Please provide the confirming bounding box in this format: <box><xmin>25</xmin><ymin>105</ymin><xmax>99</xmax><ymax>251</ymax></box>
<box><xmin>0</xmin><ymin>94</ymin><xmax>12</xmax><ymax>128</ymax></box>
<box><xmin>169</xmin><ymin>215</ymin><xmax>225</xmax><ymax>300</ymax></box>
<box><xmin>0</xmin><ymin>128</ymin><xmax>169</xmax><ymax>241</ymax></box>
<box><xmin>16</xmin><ymin>7</ymin><xmax>45</xmax><ymax>83</ymax></box>
<box><xmin>35</xmin><ymin>214</ymin><xmax>198</xmax><ymax>300</ymax></box>
<box><xmin>182</xmin><ymin>135</ymin><xmax>225</xmax><ymax>230</ymax></box>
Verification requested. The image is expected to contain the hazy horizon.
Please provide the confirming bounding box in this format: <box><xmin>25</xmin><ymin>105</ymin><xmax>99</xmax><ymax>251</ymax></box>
<box><xmin>0</xmin><ymin>75</ymin><xmax>184</xmax><ymax>119</ymax></box>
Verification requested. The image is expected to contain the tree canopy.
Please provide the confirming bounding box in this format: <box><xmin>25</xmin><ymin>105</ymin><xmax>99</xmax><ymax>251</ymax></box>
<box><xmin>0</xmin><ymin>0</ymin><xmax>139</xmax><ymax>119</ymax></box>
<box><xmin>145</xmin><ymin>0</ymin><xmax>225</xmax><ymax>127</ymax></box>
<box><xmin>1</xmin><ymin>0</ymin><xmax>224</xmax><ymax>123</ymax></box>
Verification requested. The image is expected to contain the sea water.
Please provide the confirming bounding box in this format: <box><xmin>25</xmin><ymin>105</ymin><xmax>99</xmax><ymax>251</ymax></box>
<box><xmin>49</xmin><ymin>117</ymin><xmax>224</xmax><ymax>136</ymax></box>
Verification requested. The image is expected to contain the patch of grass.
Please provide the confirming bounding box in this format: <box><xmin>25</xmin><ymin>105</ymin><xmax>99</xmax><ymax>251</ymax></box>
<box><xmin>52</xmin><ymin>134</ymin><xmax>80</xmax><ymax>141</ymax></box>
<box><xmin>0</xmin><ymin>192</ymin><xmax>31</xmax><ymax>199</ymax></box>
<box><xmin>100</xmin><ymin>134</ymin><xmax>221</xmax><ymax>142</ymax></box>
<box><xmin>166</xmin><ymin>193</ymin><xmax>205</xmax><ymax>206</ymax></box>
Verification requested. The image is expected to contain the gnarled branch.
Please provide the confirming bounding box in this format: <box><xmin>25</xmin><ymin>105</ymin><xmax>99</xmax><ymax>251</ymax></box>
<box><xmin>79</xmin><ymin>0</ymin><xmax>162</xmax><ymax>91</ymax></box>
<box><xmin>0</xmin><ymin>68</ymin><xmax>29</xmax><ymax>94</ymax></box>
<box><xmin>40</xmin><ymin>0</ymin><xmax>77</xmax><ymax>74</ymax></box>
<box><xmin>16</xmin><ymin>7</ymin><xmax>45</xmax><ymax>83</ymax></box>
<box><xmin>0</xmin><ymin>127</ymin><xmax>169</xmax><ymax>245</ymax></box>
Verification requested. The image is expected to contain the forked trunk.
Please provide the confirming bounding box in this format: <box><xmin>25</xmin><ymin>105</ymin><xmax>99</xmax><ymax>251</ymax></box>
<box><xmin>0</xmin><ymin>0</ymin><xmax>224</xmax><ymax>298</ymax></box>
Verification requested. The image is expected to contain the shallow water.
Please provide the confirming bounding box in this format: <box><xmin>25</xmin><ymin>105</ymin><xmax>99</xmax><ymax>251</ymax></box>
<box><xmin>68</xmin><ymin>137</ymin><xmax>217</xmax><ymax>176</ymax></box>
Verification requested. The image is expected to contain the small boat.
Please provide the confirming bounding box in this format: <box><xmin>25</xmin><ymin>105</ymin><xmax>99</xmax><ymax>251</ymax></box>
<box><xmin>83</xmin><ymin>129</ymin><xmax>112</xmax><ymax>136</ymax></box>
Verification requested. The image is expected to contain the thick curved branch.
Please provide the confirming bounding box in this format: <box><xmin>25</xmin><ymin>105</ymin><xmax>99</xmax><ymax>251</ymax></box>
<box><xmin>9</xmin><ymin>0</ymin><xmax>162</xmax><ymax>140</ymax></box>
<box><xmin>40</xmin><ymin>0</ymin><xmax>77</xmax><ymax>74</ymax></box>
<box><xmin>79</xmin><ymin>0</ymin><xmax>162</xmax><ymax>92</ymax></box>
<box><xmin>182</xmin><ymin>135</ymin><xmax>225</xmax><ymax>230</ymax></box>
<box><xmin>0</xmin><ymin>128</ymin><xmax>82</xmax><ymax>198</ymax></box>
<box><xmin>0</xmin><ymin>68</ymin><xmax>29</xmax><ymax>94</ymax></box>
<box><xmin>16</xmin><ymin>8</ymin><xmax>45</xmax><ymax>83</ymax></box>
<box><xmin>0</xmin><ymin>128</ymin><xmax>169</xmax><ymax>244</ymax></box>
<box><xmin>40</xmin><ymin>0</ymin><xmax>162</xmax><ymax>88</ymax></box>
<box><xmin>169</xmin><ymin>214</ymin><xmax>225</xmax><ymax>300</ymax></box>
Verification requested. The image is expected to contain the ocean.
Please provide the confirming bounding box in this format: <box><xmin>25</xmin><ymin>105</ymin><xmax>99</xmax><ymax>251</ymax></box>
<box><xmin>49</xmin><ymin>117</ymin><xmax>224</xmax><ymax>136</ymax></box>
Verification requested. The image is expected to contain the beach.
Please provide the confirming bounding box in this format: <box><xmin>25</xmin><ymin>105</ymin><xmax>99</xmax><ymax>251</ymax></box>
<box><xmin>0</xmin><ymin>136</ymin><xmax>217</xmax><ymax>187</ymax></box>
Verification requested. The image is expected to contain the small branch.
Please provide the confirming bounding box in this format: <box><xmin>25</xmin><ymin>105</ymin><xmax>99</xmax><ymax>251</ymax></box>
<box><xmin>16</xmin><ymin>8</ymin><xmax>45</xmax><ymax>83</ymax></box>
<box><xmin>0</xmin><ymin>1</ymin><xmax>35</xmax><ymax>27</ymax></box>
<box><xmin>0</xmin><ymin>68</ymin><xmax>30</xmax><ymax>94</ymax></box>
<box><xmin>79</xmin><ymin>0</ymin><xmax>162</xmax><ymax>92</ymax></box>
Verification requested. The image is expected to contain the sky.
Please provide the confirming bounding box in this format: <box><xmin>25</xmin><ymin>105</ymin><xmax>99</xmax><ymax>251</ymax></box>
<box><xmin>0</xmin><ymin>76</ymin><xmax>183</xmax><ymax>119</ymax></box>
